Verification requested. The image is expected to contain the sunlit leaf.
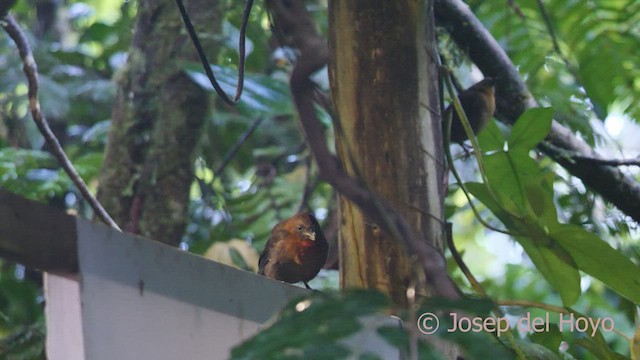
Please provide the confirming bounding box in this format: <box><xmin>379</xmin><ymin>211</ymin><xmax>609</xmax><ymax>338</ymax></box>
<box><xmin>550</xmin><ymin>224</ymin><xmax>640</xmax><ymax>304</ymax></box>
<box><xmin>508</xmin><ymin>107</ymin><xmax>553</xmax><ymax>150</ymax></box>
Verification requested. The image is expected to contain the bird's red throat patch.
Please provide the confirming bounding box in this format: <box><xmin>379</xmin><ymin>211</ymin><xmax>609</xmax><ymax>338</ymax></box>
<box><xmin>299</xmin><ymin>240</ymin><xmax>316</xmax><ymax>248</ymax></box>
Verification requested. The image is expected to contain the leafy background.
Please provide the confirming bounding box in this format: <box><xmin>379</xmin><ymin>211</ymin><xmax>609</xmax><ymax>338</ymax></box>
<box><xmin>0</xmin><ymin>0</ymin><xmax>639</xmax><ymax>359</ymax></box>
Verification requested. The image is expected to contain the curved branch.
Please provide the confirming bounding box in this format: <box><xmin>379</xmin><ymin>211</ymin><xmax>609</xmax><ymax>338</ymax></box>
<box><xmin>2</xmin><ymin>15</ymin><xmax>121</xmax><ymax>231</ymax></box>
<box><xmin>435</xmin><ymin>0</ymin><xmax>640</xmax><ymax>222</ymax></box>
<box><xmin>175</xmin><ymin>0</ymin><xmax>253</xmax><ymax>106</ymax></box>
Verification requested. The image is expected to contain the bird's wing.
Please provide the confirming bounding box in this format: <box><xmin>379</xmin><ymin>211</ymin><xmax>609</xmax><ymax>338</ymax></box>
<box><xmin>257</xmin><ymin>229</ymin><xmax>287</xmax><ymax>274</ymax></box>
<box><xmin>258</xmin><ymin>248</ymin><xmax>269</xmax><ymax>274</ymax></box>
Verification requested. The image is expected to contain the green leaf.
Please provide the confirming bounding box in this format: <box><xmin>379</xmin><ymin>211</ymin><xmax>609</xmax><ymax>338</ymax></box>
<box><xmin>477</xmin><ymin>119</ymin><xmax>505</xmax><ymax>152</ymax></box>
<box><xmin>570</xmin><ymin>309</ymin><xmax>628</xmax><ymax>360</ymax></box>
<box><xmin>550</xmin><ymin>224</ymin><xmax>640</xmax><ymax>303</ymax></box>
<box><xmin>574</xmin><ymin>338</ymin><xmax>628</xmax><ymax>360</ymax></box>
<box><xmin>508</xmin><ymin>108</ymin><xmax>553</xmax><ymax>150</ymax></box>
<box><xmin>525</xmin><ymin>182</ymin><xmax>558</xmax><ymax>226</ymax></box>
<box><xmin>376</xmin><ymin>326</ymin><xmax>443</xmax><ymax>360</ymax></box>
<box><xmin>517</xmin><ymin>236</ymin><xmax>581</xmax><ymax>306</ymax></box>
<box><xmin>71</xmin><ymin>152</ymin><xmax>104</xmax><ymax>180</ymax></box>
<box><xmin>529</xmin><ymin>324</ymin><xmax>563</xmax><ymax>355</ymax></box>
<box><xmin>512</xmin><ymin>339</ymin><xmax>562</xmax><ymax>360</ymax></box>
<box><xmin>465</xmin><ymin>182</ymin><xmax>511</xmax><ymax>223</ymax></box>
<box><xmin>466</xmin><ymin>182</ymin><xmax>581</xmax><ymax>306</ymax></box>
<box><xmin>483</xmin><ymin>148</ymin><xmax>539</xmax><ymax>216</ymax></box>
<box><xmin>184</xmin><ymin>62</ymin><xmax>294</xmax><ymax>118</ymax></box>
<box><xmin>81</xmin><ymin>120</ymin><xmax>111</xmax><ymax>145</ymax></box>
<box><xmin>79</xmin><ymin>22</ymin><xmax>113</xmax><ymax>43</ymax></box>
<box><xmin>231</xmin><ymin>290</ymin><xmax>389</xmax><ymax>360</ymax></box>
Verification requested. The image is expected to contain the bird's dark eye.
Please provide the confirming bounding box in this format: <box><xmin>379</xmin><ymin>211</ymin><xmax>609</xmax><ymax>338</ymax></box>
<box><xmin>297</xmin><ymin>224</ymin><xmax>303</xmax><ymax>231</ymax></box>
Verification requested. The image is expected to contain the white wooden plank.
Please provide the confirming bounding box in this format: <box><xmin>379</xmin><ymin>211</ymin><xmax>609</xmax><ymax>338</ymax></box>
<box><xmin>76</xmin><ymin>220</ymin><xmax>308</xmax><ymax>360</ymax></box>
<box><xmin>44</xmin><ymin>273</ymin><xmax>85</xmax><ymax>360</ymax></box>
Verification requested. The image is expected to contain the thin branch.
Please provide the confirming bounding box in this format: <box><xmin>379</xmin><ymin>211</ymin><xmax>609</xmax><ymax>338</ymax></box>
<box><xmin>445</xmin><ymin>223</ymin><xmax>486</xmax><ymax>296</ymax></box>
<box><xmin>497</xmin><ymin>299</ymin><xmax>568</xmax><ymax>314</ymax></box>
<box><xmin>175</xmin><ymin>0</ymin><xmax>253</xmax><ymax>106</ymax></box>
<box><xmin>535</xmin><ymin>0</ymin><xmax>577</xmax><ymax>78</ymax></box>
<box><xmin>2</xmin><ymin>15</ymin><xmax>121</xmax><ymax>231</ymax></box>
<box><xmin>446</xmin><ymin>224</ymin><xmax>525</xmax><ymax>359</ymax></box>
<box><xmin>297</xmin><ymin>158</ymin><xmax>318</xmax><ymax>213</ymax></box>
<box><xmin>196</xmin><ymin>116</ymin><xmax>266</xmax><ymax>205</ymax></box>
<box><xmin>214</xmin><ymin>116</ymin><xmax>266</xmax><ymax>175</ymax></box>
<box><xmin>572</xmin><ymin>154</ymin><xmax>640</xmax><ymax>167</ymax></box>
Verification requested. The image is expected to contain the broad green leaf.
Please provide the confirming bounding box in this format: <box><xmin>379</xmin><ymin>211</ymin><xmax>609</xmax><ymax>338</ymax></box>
<box><xmin>550</xmin><ymin>224</ymin><xmax>640</xmax><ymax>303</ymax></box>
<box><xmin>477</xmin><ymin>119</ymin><xmax>505</xmax><ymax>152</ymax></box>
<box><xmin>467</xmin><ymin>182</ymin><xmax>581</xmax><ymax>306</ymax></box>
<box><xmin>571</xmin><ymin>308</ymin><xmax>628</xmax><ymax>360</ymax></box>
<box><xmin>574</xmin><ymin>338</ymin><xmax>628</xmax><ymax>360</ymax></box>
<box><xmin>525</xmin><ymin>183</ymin><xmax>558</xmax><ymax>226</ymax></box>
<box><xmin>71</xmin><ymin>152</ymin><xmax>104</xmax><ymax>180</ymax></box>
<box><xmin>81</xmin><ymin>120</ymin><xmax>111</xmax><ymax>145</ymax></box>
<box><xmin>508</xmin><ymin>107</ymin><xmax>553</xmax><ymax>150</ymax></box>
<box><xmin>465</xmin><ymin>182</ymin><xmax>511</xmax><ymax>224</ymax></box>
<box><xmin>513</xmin><ymin>339</ymin><xmax>562</xmax><ymax>360</ymax></box>
<box><xmin>231</xmin><ymin>290</ymin><xmax>389</xmax><ymax>360</ymax></box>
<box><xmin>184</xmin><ymin>62</ymin><xmax>294</xmax><ymax>118</ymax></box>
<box><xmin>79</xmin><ymin>22</ymin><xmax>113</xmax><ymax>43</ymax></box>
<box><xmin>377</xmin><ymin>326</ymin><xmax>443</xmax><ymax>360</ymax></box>
<box><xmin>529</xmin><ymin>324</ymin><xmax>563</xmax><ymax>355</ymax></box>
<box><xmin>517</xmin><ymin>236</ymin><xmax>581</xmax><ymax>306</ymax></box>
<box><xmin>483</xmin><ymin>148</ymin><xmax>539</xmax><ymax>216</ymax></box>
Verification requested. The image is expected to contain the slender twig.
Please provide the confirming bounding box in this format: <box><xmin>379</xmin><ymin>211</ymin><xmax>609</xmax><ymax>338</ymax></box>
<box><xmin>2</xmin><ymin>15</ymin><xmax>121</xmax><ymax>231</ymax></box>
<box><xmin>298</xmin><ymin>158</ymin><xmax>318</xmax><ymax>213</ymax></box>
<box><xmin>445</xmin><ymin>223</ymin><xmax>486</xmax><ymax>296</ymax></box>
<box><xmin>175</xmin><ymin>0</ymin><xmax>253</xmax><ymax>106</ymax></box>
<box><xmin>498</xmin><ymin>299</ymin><xmax>568</xmax><ymax>314</ymax></box>
<box><xmin>445</xmin><ymin>223</ymin><xmax>526</xmax><ymax>358</ymax></box>
<box><xmin>572</xmin><ymin>154</ymin><xmax>640</xmax><ymax>167</ymax></box>
<box><xmin>214</xmin><ymin>116</ymin><xmax>266</xmax><ymax>175</ymax></box>
<box><xmin>196</xmin><ymin>116</ymin><xmax>266</xmax><ymax>204</ymax></box>
<box><xmin>535</xmin><ymin>0</ymin><xmax>584</xmax><ymax>88</ymax></box>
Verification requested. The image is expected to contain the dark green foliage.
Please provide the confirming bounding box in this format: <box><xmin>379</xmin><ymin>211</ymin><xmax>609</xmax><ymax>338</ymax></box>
<box><xmin>231</xmin><ymin>290</ymin><xmax>389</xmax><ymax>360</ymax></box>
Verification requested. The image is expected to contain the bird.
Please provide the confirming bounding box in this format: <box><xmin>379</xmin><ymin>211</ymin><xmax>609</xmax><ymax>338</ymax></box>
<box><xmin>444</xmin><ymin>77</ymin><xmax>496</xmax><ymax>144</ymax></box>
<box><xmin>258</xmin><ymin>212</ymin><xmax>328</xmax><ymax>290</ymax></box>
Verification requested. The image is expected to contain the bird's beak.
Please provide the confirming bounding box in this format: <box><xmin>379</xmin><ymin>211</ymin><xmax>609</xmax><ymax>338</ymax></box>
<box><xmin>303</xmin><ymin>231</ymin><xmax>316</xmax><ymax>241</ymax></box>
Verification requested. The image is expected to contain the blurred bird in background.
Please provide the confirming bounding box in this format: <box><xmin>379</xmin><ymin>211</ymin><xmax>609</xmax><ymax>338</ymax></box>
<box><xmin>444</xmin><ymin>77</ymin><xmax>496</xmax><ymax>145</ymax></box>
<box><xmin>258</xmin><ymin>212</ymin><xmax>328</xmax><ymax>290</ymax></box>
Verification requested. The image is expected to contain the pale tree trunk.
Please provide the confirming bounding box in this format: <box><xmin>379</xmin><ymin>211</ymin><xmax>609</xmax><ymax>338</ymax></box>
<box><xmin>97</xmin><ymin>0</ymin><xmax>221</xmax><ymax>245</ymax></box>
<box><xmin>329</xmin><ymin>2</ymin><xmax>445</xmax><ymax>305</ymax></box>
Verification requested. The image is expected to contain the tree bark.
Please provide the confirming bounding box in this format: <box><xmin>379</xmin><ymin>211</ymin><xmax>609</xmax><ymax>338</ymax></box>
<box><xmin>98</xmin><ymin>0</ymin><xmax>221</xmax><ymax>245</ymax></box>
<box><xmin>329</xmin><ymin>1</ymin><xmax>445</xmax><ymax>305</ymax></box>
